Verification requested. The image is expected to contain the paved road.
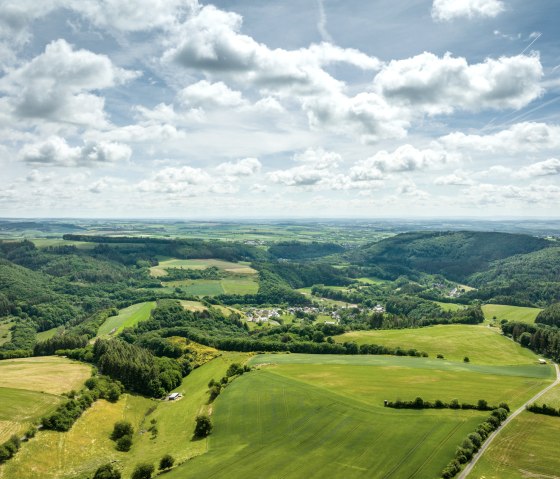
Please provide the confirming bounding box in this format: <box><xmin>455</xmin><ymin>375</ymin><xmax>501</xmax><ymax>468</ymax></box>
<box><xmin>458</xmin><ymin>362</ymin><xmax>560</xmax><ymax>479</ymax></box>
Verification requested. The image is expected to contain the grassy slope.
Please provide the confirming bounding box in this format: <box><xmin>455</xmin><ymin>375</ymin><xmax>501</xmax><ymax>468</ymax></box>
<box><xmin>166</xmin><ymin>353</ymin><xmax>552</xmax><ymax>479</ymax></box>
<box><xmin>150</xmin><ymin>258</ymin><xmax>257</xmax><ymax>277</ymax></box>
<box><xmin>2</xmin><ymin>353</ymin><xmax>248</xmax><ymax>479</ymax></box>
<box><xmin>96</xmin><ymin>302</ymin><xmax>156</xmax><ymax>337</ymax></box>
<box><xmin>482</xmin><ymin>304</ymin><xmax>542</xmax><ymax>324</ymax></box>
<box><xmin>434</xmin><ymin>301</ymin><xmax>465</xmax><ymax>312</ymax></box>
<box><xmin>0</xmin><ymin>320</ymin><xmax>13</xmax><ymax>346</ymax></box>
<box><xmin>334</xmin><ymin>325</ymin><xmax>540</xmax><ymax>365</ymax></box>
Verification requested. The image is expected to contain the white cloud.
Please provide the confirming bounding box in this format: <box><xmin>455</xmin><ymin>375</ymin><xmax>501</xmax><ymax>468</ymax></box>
<box><xmin>439</xmin><ymin>122</ymin><xmax>560</xmax><ymax>153</ymax></box>
<box><xmin>374</xmin><ymin>52</ymin><xmax>543</xmax><ymax>114</ymax></box>
<box><xmin>434</xmin><ymin>172</ymin><xmax>474</xmax><ymax>185</ymax></box>
<box><xmin>19</xmin><ymin>136</ymin><xmax>131</xmax><ymax>166</ymax></box>
<box><xmin>215</xmin><ymin>157</ymin><xmax>261</xmax><ymax>176</ymax></box>
<box><xmin>364</xmin><ymin>145</ymin><xmax>457</xmax><ymax>173</ymax></box>
<box><xmin>177</xmin><ymin>80</ymin><xmax>246</xmax><ymax>109</ymax></box>
<box><xmin>0</xmin><ymin>39</ymin><xmax>138</xmax><ymax>125</ymax></box>
<box><xmin>432</xmin><ymin>0</ymin><xmax>504</xmax><ymax>22</ymax></box>
<box><xmin>515</xmin><ymin>158</ymin><xmax>560</xmax><ymax>178</ymax></box>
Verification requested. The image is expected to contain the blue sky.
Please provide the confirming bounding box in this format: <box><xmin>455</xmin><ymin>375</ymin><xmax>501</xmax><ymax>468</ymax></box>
<box><xmin>0</xmin><ymin>0</ymin><xmax>559</xmax><ymax>218</ymax></box>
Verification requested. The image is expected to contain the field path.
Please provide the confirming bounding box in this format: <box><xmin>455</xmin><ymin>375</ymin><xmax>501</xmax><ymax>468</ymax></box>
<box><xmin>460</xmin><ymin>363</ymin><xmax>560</xmax><ymax>479</ymax></box>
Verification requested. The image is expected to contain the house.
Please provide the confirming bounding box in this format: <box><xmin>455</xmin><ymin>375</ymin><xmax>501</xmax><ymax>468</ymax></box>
<box><xmin>168</xmin><ymin>392</ymin><xmax>180</xmax><ymax>400</ymax></box>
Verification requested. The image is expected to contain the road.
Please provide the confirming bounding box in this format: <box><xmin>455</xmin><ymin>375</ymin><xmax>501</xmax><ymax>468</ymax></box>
<box><xmin>458</xmin><ymin>362</ymin><xmax>560</xmax><ymax>479</ymax></box>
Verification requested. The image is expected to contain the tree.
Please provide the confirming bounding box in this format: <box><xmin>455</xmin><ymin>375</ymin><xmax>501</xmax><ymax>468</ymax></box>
<box><xmin>131</xmin><ymin>463</ymin><xmax>154</xmax><ymax>479</ymax></box>
<box><xmin>194</xmin><ymin>414</ymin><xmax>213</xmax><ymax>438</ymax></box>
<box><xmin>463</xmin><ymin>356</ymin><xmax>470</xmax><ymax>363</ymax></box>
<box><xmin>115</xmin><ymin>435</ymin><xmax>132</xmax><ymax>452</ymax></box>
<box><xmin>93</xmin><ymin>463</ymin><xmax>121</xmax><ymax>479</ymax></box>
<box><xmin>111</xmin><ymin>421</ymin><xmax>133</xmax><ymax>440</ymax></box>
<box><xmin>159</xmin><ymin>454</ymin><xmax>175</xmax><ymax>470</ymax></box>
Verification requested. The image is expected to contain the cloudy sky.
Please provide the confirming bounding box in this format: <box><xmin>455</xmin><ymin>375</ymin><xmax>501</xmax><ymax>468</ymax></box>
<box><xmin>1</xmin><ymin>0</ymin><xmax>559</xmax><ymax>218</ymax></box>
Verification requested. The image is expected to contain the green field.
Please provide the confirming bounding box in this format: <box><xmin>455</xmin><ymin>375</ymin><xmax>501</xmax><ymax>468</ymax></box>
<box><xmin>435</xmin><ymin>301</ymin><xmax>466</xmax><ymax>312</ymax></box>
<box><xmin>334</xmin><ymin>325</ymin><xmax>542</xmax><ymax>365</ymax></box>
<box><xmin>470</xmin><ymin>407</ymin><xmax>560</xmax><ymax>478</ymax></box>
<box><xmin>164</xmin><ymin>353</ymin><xmax>552</xmax><ymax>479</ymax></box>
<box><xmin>0</xmin><ymin>357</ymin><xmax>91</xmax><ymax>444</ymax></box>
<box><xmin>482</xmin><ymin>304</ymin><xmax>542</xmax><ymax>324</ymax></box>
<box><xmin>150</xmin><ymin>258</ymin><xmax>257</xmax><ymax>277</ymax></box>
<box><xmin>169</xmin><ymin>278</ymin><xmax>258</xmax><ymax>296</ymax></box>
<box><xmin>36</xmin><ymin>327</ymin><xmax>61</xmax><ymax>342</ymax></box>
<box><xmin>2</xmin><ymin>353</ymin><xmax>248</xmax><ymax>479</ymax></box>
<box><xmin>96</xmin><ymin>302</ymin><xmax>156</xmax><ymax>337</ymax></box>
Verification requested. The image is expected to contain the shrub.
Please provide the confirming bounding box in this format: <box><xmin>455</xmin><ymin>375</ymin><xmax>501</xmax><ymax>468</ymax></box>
<box><xmin>111</xmin><ymin>421</ymin><xmax>134</xmax><ymax>440</ymax></box>
<box><xmin>131</xmin><ymin>463</ymin><xmax>155</xmax><ymax>479</ymax></box>
<box><xmin>159</xmin><ymin>454</ymin><xmax>175</xmax><ymax>470</ymax></box>
<box><xmin>115</xmin><ymin>435</ymin><xmax>132</xmax><ymax>452</ymax></box>
<box><xmin>93</xmin><ymin>463</ymin><xmax>121</xmax><ymax>479</ymax></box>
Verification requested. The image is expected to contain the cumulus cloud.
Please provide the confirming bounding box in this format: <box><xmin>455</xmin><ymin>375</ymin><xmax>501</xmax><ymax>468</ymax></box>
<box><xmin>374</xmin><ymin>52</ymin><xmax>543</xmax><ymax>114</ymax></box>
<box><xmin>19</xmin><ymin>136</ymin><xmax>131</xmax><ymax>166</ymax></box>
<box><xmin>432</xmin><ymin>0</ymin><xmax>504</xmax><ymax>22</ymax></box>
<box><xmin>434</xmin><ymin>172</ymin><xmax>474</xmax><ymax>185</ymax></box>
<box><xmin>439</xmin><ymin>122</ymin><xmax>560</xmax><ymax>153</ymax></box>
<box><xmin>177</xmin><ymin>80</ymin><xmax>246</xmax><ymax>109</ymax></box>
<box><xmin>215</xmin><ymin>157</ymin><xmax>261</xmax><ymax>176</ymax></box>
<box><xmin>0</xmin><ymin>39</ymin><xmax>138</xmax><ymax>125</ymax></box>
<box><xmin>366</xmin><ymin>145</ymin><xmax>457</xmax><ymax>173</ymax></box>
<box><xmin>515</xmin><ymin>158</ymin><xmax>560</xmax><ymax>179</ymax></box>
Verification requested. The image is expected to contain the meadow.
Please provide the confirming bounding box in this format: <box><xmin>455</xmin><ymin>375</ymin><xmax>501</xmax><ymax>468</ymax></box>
<box><xmin>334</xmin><ymin>325</ymin><xmax>540</xmax><ymax>365</ymax></box>
<box><xmin>0</xmin><ymin>357</ymin><xmax>91</xmax><ymax>444</ymax></box>
<box><xmin>1</xmin><ymin>353</ymin><xmax>248</xmax><ymax>479</ymax></box>
<box><xmin>96</xmin><ymin>302</ymin><xmax>156</xmax><ymax>337</ymax></box>
<box><xmin>0</xmin><ymin>320</ymin><xmax>12</xmax><ymax>346</ymax></box>
<box><xmin>149</xmin><ymin>258</ymin><xmax>257</xmax><ymax>277</ymax></box>
<box><xmin>165</xmin><ymin>353</ymin><xmax>552</xmax><ymax>479</ymax></box>
<box><xmin>481</xmin><ymin>304</ymin><xmax>542</xmax><ymax>324</ymax></box>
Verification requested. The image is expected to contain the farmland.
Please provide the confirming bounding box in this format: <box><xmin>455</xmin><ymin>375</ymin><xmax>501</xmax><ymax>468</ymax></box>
<box><xmin>334</xmin><ymin>325</ymin><xmax>540</xmax><ymax>365</ymax></box>
<box><xmin>165</xmin><ymin>353</ymin><xmax>552</xmax><ymax>479</ymax></box>
<box><xmin>150</xmin><ymin>258</ymin><xmax>257</xmax><ymax>278</ymax></box>
<box><xmin>96</xmin><ymin>302</ymin><xmax>156</xmax><ymax>337</ymax></box>
<box><xmin>2</xmin><ymin>353</ymin><xmax>248</xmax><ymax>479</ymax></box>
<box><xmin>0</xmin><ymin>357</ymin><xmax>91</xmax><ymax>444</ymax></box>
<box><xmin>481</xmin><ymin>304</ymin><xmax>542</xmax><ymax>324</ymax></box>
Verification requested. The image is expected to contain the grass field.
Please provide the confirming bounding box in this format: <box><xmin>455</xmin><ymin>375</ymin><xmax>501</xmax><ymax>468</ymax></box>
<box><xmin>150</xmin><ymin>258</ymin><xmax>257</xmax><ymax>277</ymax></box>
<box><xmin>2</xmin><ymin>353</ymin><xmax>248</xmax><ymax>479</ymax></box>
<box><xmin>220</xmin><ymin>277</ymin><xmax>258</xmax><ymax>295</ymax></box>
<box><xmin>169</xmin><ymin>278</ymin><xmax>258</xmax><ymax>296</ymax></box>
<box><xmin>36</xmin><ymin>327</ymin><xmax>61</xmax><ymax>342</ymax></box>
<box><xmin>335</xmin><ymin>325</ymin><xmax>541</xmax><ymax>365</ymax></box>
<box><xmin>482</xmin><ymin>304</ymin><xmax>542</xmax><ymax>324</ymax></box>
<box><xmin>164</xmin><ymin>353</ymin><xmax>551</xmax><ymax>479</ymax></box>
<box><xmin>0</xmin><ymin>357</ymin><xmax>91</xmax><ymax>444</ymax></box>
<box><xmin>96</xmin><ymin>302</ymin><xmax>156</xmax><ymax>337</ymax></box>
<box><xmin>435</xmin><ymin>301</ymin><xmax>466</xmax><ymax>312</ymax></box>
<box><xmin>470</xmin><ymin>406</ymin><xmax>560</xmax><ymax>478</ymax></box>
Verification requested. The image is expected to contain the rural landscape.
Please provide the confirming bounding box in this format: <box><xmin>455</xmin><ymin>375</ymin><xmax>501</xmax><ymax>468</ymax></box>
<box><xmin>1</xmin><ymin>0</ymin><xmax>560</xmax><ymax>477</ymax></box>
<box><xmin>0</xmin><ymin>219</ymin><xmax>560</xmax><ymax>478</ymax></box>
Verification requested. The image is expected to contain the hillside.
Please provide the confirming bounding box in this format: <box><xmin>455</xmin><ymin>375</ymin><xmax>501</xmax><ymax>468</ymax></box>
<box><xmin>351</xmin><ymin>231</ymin><xmax>552</xmax><ymax>282</ymax></box>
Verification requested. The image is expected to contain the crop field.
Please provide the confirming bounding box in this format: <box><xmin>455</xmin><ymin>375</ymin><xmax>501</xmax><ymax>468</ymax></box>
<box><xmin>481</xmin><ymin>304</ymin><xmax>542</xmax><ymax>324</ymax></box>
<box><xmin>169</xmin><ymin>278</ymin><xmax>258</xmax><ymax>296</ymax></box>
<box><xmin>335</xmin><ymin>325</ymin><xmax>540</xmax><ymax>365</ymax></box>
<box><xmin>0</xmin><ymin>356</ymin><xmax>91</xmax><ymax>394</ymax></box>
<box><xmin>150</xmin><ymin>258</ymin><xmax>257</xmax><ymax>277</ymax></box>
<box><xmin>165</xmin><ymin>353</ymin><xmax>552</xmax><ymax>479</ymax></box>
<box><xmin>2</xmin><ymin>353</ymin><xmax>249</xmax><ymax>479</ymax></box>
<box><xmin>96</xmin><ymin>302</ymin><xmax>156</xmax><ymax>337</ymax></box>
<box><xmin>0</xmin><ymin>357</ymin><xmax>91</xmax><ymax>445</ymax></box>
<box><xmin>470</xmin><ymin>407</ymin><xmax>560</xmax><ymax>478</ymax></box>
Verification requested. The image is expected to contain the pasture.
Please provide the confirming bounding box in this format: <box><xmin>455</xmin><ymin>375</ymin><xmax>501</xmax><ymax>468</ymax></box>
<box><xmin>334</xmin><ymin>325</ymin><xmax>540</xmax><ymax>365</ymax></box>
<box><xmin>96</xmin><ymin>302</ymin><xmax>156</xmax><ymax>337</ymax></box>
<box><xmin>2</xmin><ymin>353</ymin><xmax>248</xmax><ymax>479</ymax></box>
<box><xmin>435</xmin><ymin>301</ymin><xmax>466</xmax><ymax>312</ymax></box>
<box><xmin>168</xmin><ymin>278</ymin><xmax>258</xmax><ymax>296</ymax></box>
<box><xmin>481</xmin><ymin>303</ymin><xmax>542</xmax><ymax>324</ymax></box>
<box><xmin>165</xmin><ymin>353</ymin><xmax>551</xmax><ymax>479</ymax></box>
<box><xmin>150</xmin><ymin>258</ymin><xmax>257</xmax><ymax>277</ymax></box>
<box><xmin>36</xmin><ymin>327</ymin><xmax>61</xmax><ymax>342</ymax></box>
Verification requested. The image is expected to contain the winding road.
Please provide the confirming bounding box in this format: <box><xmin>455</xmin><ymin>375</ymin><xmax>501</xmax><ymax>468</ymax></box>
<box><xmin>458</xmin><ymin>362</ymin><xmax>560</xmax><ymax>479</ymax></box>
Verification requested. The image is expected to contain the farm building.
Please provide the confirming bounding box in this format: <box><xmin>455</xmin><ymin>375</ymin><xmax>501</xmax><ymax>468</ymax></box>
<box><xmin>168</xmin><ymin>392</ymin><xmax>180</xmax><ymax>400</ymax></box>
<box><xmin>538</xmin><ymin>358</ymin><xmax>547</xmax><ymax>364</ymax></box>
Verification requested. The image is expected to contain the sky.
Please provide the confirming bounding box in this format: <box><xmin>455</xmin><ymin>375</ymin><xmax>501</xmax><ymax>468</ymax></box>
<box><xmin>0</xmin><ymin>0</ymin><xmax>559</xmax><ymax>219</ymax></box>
